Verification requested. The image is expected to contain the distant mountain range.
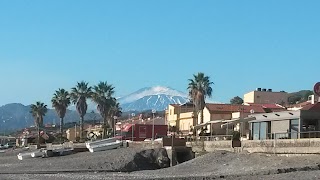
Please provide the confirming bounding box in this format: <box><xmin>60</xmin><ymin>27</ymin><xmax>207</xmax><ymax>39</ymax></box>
<box><xmin>0</xmin><ymin>86</ymin><xmax>189</xmax><ymax>132</ymax></box>
<box><xmin>118</xmin><ymin>86</ymin><xmax>189</xmax><ymax>112</ymax></box>
<box><xmin>0</xmin><ymin>103</ymin><xmax>99</xmax><ymax>132</ymax></box>
<box><xmin>1</xmin><ymin>87</ymin><xmax>311</xmax><ymax>132</ymax></box>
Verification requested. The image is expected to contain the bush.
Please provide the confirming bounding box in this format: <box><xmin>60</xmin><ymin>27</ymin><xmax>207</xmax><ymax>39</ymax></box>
<box><xmin>232</xmin><ymin>131</ymin><xmax>240</xmax><ymax>141</ymax></box>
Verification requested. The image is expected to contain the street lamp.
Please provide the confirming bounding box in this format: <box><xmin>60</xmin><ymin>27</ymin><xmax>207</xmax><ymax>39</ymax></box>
<box><xmin>113</xmin><ymin>116</ymin><xmax>118</xmax><ymax>137</ymax></box>
<box><xmin>131</xmin><ymin>113</ymin><xmax>135</xmax><ymax>141</ymax></box>
<box><xmin>152</xmin><ymin>109</ymin><xmax>156</xmax><ymax>143</ymax></box>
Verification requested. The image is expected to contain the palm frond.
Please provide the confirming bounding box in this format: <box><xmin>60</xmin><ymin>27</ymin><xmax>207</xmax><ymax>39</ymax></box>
<box><xmin>187</xmin><ymin>72</ymin><xmax>213</xmax><ymax>110</ymax></box>
<box><xmin>30</xmin><ymin>101</ymin><xmax>48</xmax><ymax>127</ymax></box>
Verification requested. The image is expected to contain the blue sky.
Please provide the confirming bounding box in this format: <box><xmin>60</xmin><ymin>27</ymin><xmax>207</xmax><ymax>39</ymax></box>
<box><xmin>0</xmin><ymin>1</ymin><xmax>320</xmax><ymax>106</ymax></box>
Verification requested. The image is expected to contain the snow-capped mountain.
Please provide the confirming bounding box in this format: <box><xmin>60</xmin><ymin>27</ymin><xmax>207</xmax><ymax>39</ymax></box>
<box><xmin>69</xmin><ymin>100</ymin><xmax>97</xmax><ymax>112</ymax></box>
<box><xmin>119</xmin><ymin>86</ymin><xmax>189</xmax><ymax>112</ymax></box>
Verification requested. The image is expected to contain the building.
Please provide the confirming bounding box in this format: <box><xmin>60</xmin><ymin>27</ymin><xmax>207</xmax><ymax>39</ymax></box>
<box><xmin>287</xmin><ymin>95</ymin><xmax>319</xmax><ymax>111</ymax></box>
<box><xmin>244</xmin><ymin>88</ymin><xmax>289</xmax><ymax>105</ymax></box>
<box><xmin>167</xmin><ymin>103</ymin><xmax>268</xmax><ymax>137</ymax></box>
<box><xmin>199</xmin><ymin>104</ymin><xmax>266</xmax><ymax>137</ymax></box>
<box><xmin>66</xmin><ymin>124</ymin><xmax>92</xmax><ymax>141</ymax></box>
<box><xmin>167</xmin><ymin>103</ymin><xmax>196</xmax><ymax>135</ymax></box>
<box><xmin>248</xmin><ymin>103</ymin><xmax>320</xmax><ymax>140</ymax></box>
<box><xmin>244</xmin><ymin>103</ymin><xmax>286</xmax><ymax>112</ymax></box>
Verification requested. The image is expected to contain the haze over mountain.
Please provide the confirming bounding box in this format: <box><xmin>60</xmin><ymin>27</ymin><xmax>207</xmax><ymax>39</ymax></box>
<box><xmin>118</xmin><ymin>86</ymin><xmax>189</xmax><ymax>112</ymax></box>
<box><xmin>0</xmin><ymin>103</ymin><xmax>99</xmax><ymax>132</ymax></box>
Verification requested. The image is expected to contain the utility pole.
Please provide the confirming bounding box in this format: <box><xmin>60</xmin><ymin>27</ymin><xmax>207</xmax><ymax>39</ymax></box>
<box><xmin>152</xmin><ymin>109</ymin><xmax>156</xmax><ymax>144</ymax></box>
<box><xmin>131</xmin><ymin>113</ymin><xmax>135</xmax><ymax>141</ymax></box>
<box><xmin>113</xmin><ymin>116</ymin><xmax>118</xmax><ymax>137</ymax></box>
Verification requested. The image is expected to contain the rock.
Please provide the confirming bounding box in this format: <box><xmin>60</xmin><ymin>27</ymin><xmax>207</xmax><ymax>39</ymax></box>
<box><xmin>122</xmin><ymin>148</ymin><xmax>170</xmax><ymax>171</ymax></box>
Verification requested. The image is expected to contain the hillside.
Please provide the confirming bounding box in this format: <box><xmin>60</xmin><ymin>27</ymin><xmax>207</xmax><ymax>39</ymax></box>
<box><xmin>288</xmin><ymin>90</ymin><xmax>314</xmax><ymax>104</ymax></box>
<box><xmin>0</xmin><ymin>103</ymin><xmax>100</xmax><ymax>132</ymax></box>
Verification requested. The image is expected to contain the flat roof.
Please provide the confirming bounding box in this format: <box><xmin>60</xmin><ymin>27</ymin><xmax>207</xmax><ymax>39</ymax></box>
<box><xmin>249</xmin><ymin>111</ymin><xmax>300</xmax><ymax>123</ymax></box>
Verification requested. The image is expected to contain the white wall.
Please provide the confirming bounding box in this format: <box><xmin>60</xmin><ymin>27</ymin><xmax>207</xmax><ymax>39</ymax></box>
<box><xmin>271</xmin><ymin>120</ymin><xmax>290</xmax><ymax>138</ymax></box>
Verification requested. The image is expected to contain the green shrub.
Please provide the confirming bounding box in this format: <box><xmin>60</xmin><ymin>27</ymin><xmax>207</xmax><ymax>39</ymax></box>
<box><xmin>232</xmin><ymin>131</ymin><xmax>240</xmax><ymax>141</ymax></box>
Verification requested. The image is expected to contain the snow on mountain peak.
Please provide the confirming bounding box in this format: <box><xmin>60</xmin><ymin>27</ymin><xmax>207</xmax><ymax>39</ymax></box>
<box><xmin>118</xmin><ymin>86</ymin><xmax>188</xmax><ymax>104</ymax></box>
<box><xmin>152</xmin><ymin>86</ymin><xmax>170</xmax><ymax>93</ymax></box>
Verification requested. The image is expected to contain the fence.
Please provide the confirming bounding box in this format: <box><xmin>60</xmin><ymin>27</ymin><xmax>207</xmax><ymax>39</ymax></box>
<box><xmin>187</xmin><ymin>131</ymin><xmax>320</xmax><ymax>154</ymax></box>
<box><xmin>264</xmin><ymin>131</ymin><xmax>320</xmax><ymax>140</ymax></box>
<box><xmin>187</xmin><ymin>135</ymin><xmax>233</xmax><ymax>142</ymax></box>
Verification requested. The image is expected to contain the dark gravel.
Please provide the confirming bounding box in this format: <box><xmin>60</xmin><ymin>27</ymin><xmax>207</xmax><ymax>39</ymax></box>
<box><xmin>2</xmin><ymin>149</ymin><xmax>320</xmax><ymax>179</ymax></box>
<box><xmin>132</xmin><ymin>151</ymin><xmax>320</xmax><ymax>179</ymax></box>
<box><xmin>0</xmin><ymin>148</ymin><xmax>143</xmax><ymax>173</ymax></box>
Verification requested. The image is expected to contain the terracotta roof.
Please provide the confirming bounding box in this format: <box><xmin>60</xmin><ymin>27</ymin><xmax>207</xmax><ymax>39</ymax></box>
<box><xmin>169</xmin><ymin>103</ymin><xmax>194</xmax><ymax>108</ymax></box>
<box><xmin>287</xmin><ymin>101</ymin><xmax>311</xmax><ymax>108</ymax></box>
<box><xmin>301</xmin><ymin>103</ymin><xmax>320</xmax><ymax>111</ymax></box>
<box><xmin>169</xmin><ymin>104</ymin><xmax>181</xmax><ymax>107</ymax></box>
<box><xmin>206</xmin><ymin>104</ymin><xmax>266</xmax><ymax>113</ymax></box>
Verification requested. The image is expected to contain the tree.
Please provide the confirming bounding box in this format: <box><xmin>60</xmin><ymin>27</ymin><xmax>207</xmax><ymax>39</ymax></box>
<box><xmin>70</xmin><ymin>81</ymin><xmax>92</xmax><ymax>141</ymax></box>
<box><xmin>188</xmin><ymin>72</ymin><xmax>213</xmax><ymax>130</ymax></box>
<box><xmin>109</xmin><ymin>100</ymin><xmax>122</xmax><ymax>136</ymax></box>
<box><xmin>303</xmin><ymin>91</ymin><xmax>314</xmax><ymax>101</ymax></box>
<box><xmin>288</xmin><ymin>95</ymin><xmax>302</xmax><ymax>105</ymax></box>
<box><xmin>230</xmin><ymin>96</ymin><xmax>244</xmax><ymax>105</ymax></box>
<box><xmin>30</xmin><ymin>102</ymin><xmax>48</xmax><ymax>149</ymax></box>
<box><xmin>91</xmin><ymin>81</ymin><xmax>115</xmax><ymax>138</ymax></box>
<box><xmin>51</xmin><ymin>88</ymin><xmax>71</xmax><ymax>142</ymax></box>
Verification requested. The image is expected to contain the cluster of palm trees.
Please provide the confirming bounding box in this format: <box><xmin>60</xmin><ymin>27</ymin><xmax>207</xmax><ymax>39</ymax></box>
<box><xmin>29</xmin><ymin>72</ymin><xmax>212</xmax><ymax>146</ymax></box>
<box><xmin>30</xmin><ymin>81</ymin><xmax>121</xmax><ymax>144</ymax></box>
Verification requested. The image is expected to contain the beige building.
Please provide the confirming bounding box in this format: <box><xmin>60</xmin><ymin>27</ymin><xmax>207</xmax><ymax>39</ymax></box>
<box><xmin>167</xmin><ymin>103</ymin><xmax>266</xmax><ymax>136</ymax></box>
<box><xmin>167</xmin><ymin>103</ymin><xmax>195</xmax><ymax>135</ymax></box>
<box><xmin>66</xmin><ymin>124</ymin><xmax>94</xmax><ymax>141</ymax></box>
<box><xmin>200</xmin><ymin>104</ymin><xmax>266</xmax><ymax>135</ymax></box>
<box><xmin>244</xmin><ymin>88</ymin><xmax>289</xmax><ymax>105</ymax></box>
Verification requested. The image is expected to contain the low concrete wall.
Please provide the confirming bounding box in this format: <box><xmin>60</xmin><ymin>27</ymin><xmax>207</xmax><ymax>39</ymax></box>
<box><xmin>187</xmin><ymin>141</ymin><xmax>232</xmax><ymax>152</ymax></box>
<box><xmin>189</xmin><ymin>138</ymin><xmax>320</xmax><ymax>154</ymax></box>
<box><xmin>242</xmin><ymin>139</ymin><xmax>320</xmax><ymax>148</ymax></box>
<box><xmin>128</xmin><ymin>141</ymin><xmax>163</xmax><ymax>149</ymax></box>
<box><xmin>163</xmin><ymin>138</ymin><xmax>186</xmax><ymax>147</ymax></box>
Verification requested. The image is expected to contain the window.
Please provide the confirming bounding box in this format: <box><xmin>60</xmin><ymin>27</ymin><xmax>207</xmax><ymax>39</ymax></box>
<box><xmin>252</xmin><ymin>122</ymin><xmax>269</xmax><ymax>140</ymax></box>
<box><xmin>170</xmin><ymin>110</ymin><xmax>172</xmax><ymax>115</ymax></box>
<box><xmin>259</xmin><ymin>122</ymin><xmax>267</xmax><ymax>140</ymax></box>
<box><xmin>290</xmin><ymin>119</ymin><xmax>299</xmax><ymax>139</ymax></box>
<box><xmin>253</xmin><ymin>122</ymin><xmax>260</xmax><ymax>140</ymax></box>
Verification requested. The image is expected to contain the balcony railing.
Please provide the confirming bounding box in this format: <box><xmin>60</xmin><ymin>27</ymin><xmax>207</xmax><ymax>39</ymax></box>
<box><xmin>256</xmin><ymin>131</ymin><xmax>320</xmax><ymax>140</ymax></box>
<box><xmin>187</xmin><ymin>135</ymin><xmax>233</xmax><ymax>142</ymax></box>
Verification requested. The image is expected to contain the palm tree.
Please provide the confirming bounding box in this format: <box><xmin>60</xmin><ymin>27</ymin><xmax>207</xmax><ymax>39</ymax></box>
<box><xmin>52</xmin><ymin>88</ymin><xmax>71</xmax><ymax>142</ymax></box>
<box><xmin>109</xmin><ymin>100</ymin><xmax>122</xmax><ymax>136</ymax></box>
<box><xmin>30</xmin><ymin>102</ymin><xmax>48</xmax><ymax>149</ymax></box>
<box><xmin>70</xmin><ymin>81</ymin><xmax>92</xmax><ymax>141</ymax></box>
<box><xmin>91</xmin><ymin>81</ymin><xmax>115</xmax><ymax>138</ymax></box>
<box><xmin>188</xmin><ymin>72</ymin><xmax>213</xmax><ymax>129</ymax></box>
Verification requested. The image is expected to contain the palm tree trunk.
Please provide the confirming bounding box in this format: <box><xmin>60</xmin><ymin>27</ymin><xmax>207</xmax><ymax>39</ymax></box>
<box><xmin>60</xmin><ymin>118</ymin><xmax>64</xmax><ymax>143</ymax></box>
<box><xmin>37</xmin><ymin>126</ymin><xmax>40</xmax><ymax>149</ymax></box>
<box><xmin>200</xmin><ymin>109</ymin><xmax>204</xmax><ymax>136</ymax></box>
<box><xmin>200</xmin><ymin>109</ymin><xmax>204</xmax><ymax>124</ymax></box>
<box><xmin>112</xmin><ymin>118</ymin><xmax>115</xmax><ymax>137</ymax></box>
<box><xmin>103</xmin><ymin>117</ymin><xmax>107</xmax><ymax>139</ymax></box>
<box><xmin>80</xmin><ymin>116</ymin><xmax>84</xmax><ymax>141</ymax></box>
